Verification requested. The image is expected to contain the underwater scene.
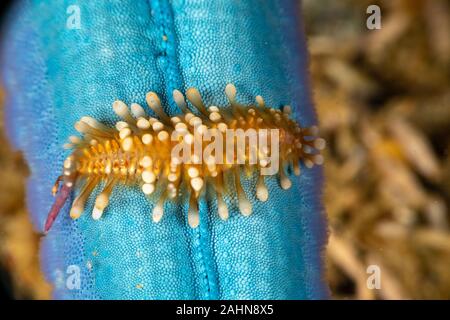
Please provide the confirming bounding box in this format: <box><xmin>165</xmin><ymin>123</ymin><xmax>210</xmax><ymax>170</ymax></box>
<box><xmin>0</xmin><ymin>0</ymin><xmax>449</xmax><ymax>301</ymax></box>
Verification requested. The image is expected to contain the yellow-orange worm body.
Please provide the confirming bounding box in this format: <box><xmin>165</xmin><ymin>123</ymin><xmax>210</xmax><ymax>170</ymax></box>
<box><xmin>44</xmin><ymin>84</ymin><xmax>325</xmax><ymax>232</ymax></box>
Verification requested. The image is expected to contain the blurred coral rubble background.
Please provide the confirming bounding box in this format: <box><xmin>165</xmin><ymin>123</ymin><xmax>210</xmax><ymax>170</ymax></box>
<box><xmin>0</xmin><ymin>0</ymin><xmax>449</xmax><ymax>299</ymax></box>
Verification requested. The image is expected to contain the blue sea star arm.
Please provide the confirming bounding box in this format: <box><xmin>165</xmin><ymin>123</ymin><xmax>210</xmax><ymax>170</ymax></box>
<box><xmin>1</xmin><ymin>0</ymin><xmax>328</xmax><ymax>299</ymax></box>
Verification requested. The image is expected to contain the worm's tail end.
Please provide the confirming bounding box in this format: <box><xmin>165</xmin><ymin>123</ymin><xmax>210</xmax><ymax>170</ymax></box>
<box><xmin>44</xmin><ymin>183</ymin><xmax>72</xmax><ymax>234</ymax></box>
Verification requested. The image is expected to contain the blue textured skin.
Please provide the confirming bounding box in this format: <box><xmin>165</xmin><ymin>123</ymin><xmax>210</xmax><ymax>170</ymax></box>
<box><xmin>1</xmin><ymin>0</ymin><xmax>328</xmax><ymax>299</ymax></box>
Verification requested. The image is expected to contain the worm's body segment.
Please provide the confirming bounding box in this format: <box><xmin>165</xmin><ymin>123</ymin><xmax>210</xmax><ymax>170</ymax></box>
<box><xmin>45</xmin><ymin>84</ymin><xmax>325</xmax><ymax>232</ymax></box>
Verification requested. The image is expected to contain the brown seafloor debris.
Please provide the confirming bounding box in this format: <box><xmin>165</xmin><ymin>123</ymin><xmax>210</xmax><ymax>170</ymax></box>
<box><xmin>0</xmin><ymin>90</ymin><xmax>52</xmax><ymax>299</ymax></box>
<box><xmin>305</xmin><ymin>0</ymin><xmax>450</xmax><ymax>299</ymax></box>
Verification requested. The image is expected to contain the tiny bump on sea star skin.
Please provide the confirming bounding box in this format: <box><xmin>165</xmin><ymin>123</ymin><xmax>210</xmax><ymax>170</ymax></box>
<box><xmin>44</xmin><ymin>84</ymin><xmax>326</xmax><ymax>232</ymax></box>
